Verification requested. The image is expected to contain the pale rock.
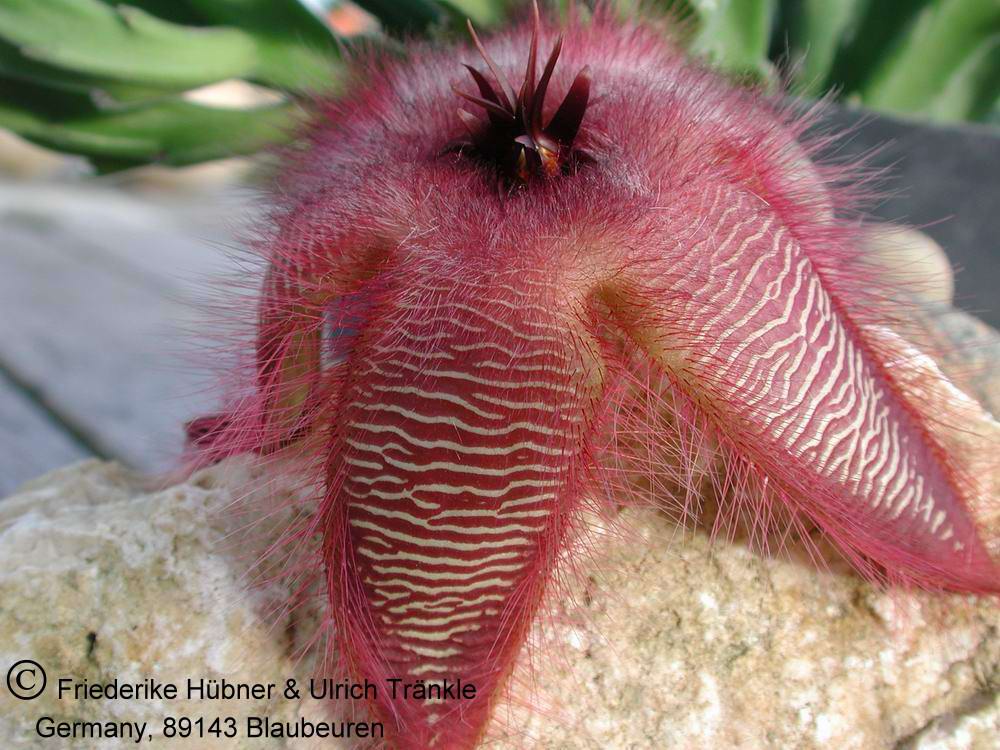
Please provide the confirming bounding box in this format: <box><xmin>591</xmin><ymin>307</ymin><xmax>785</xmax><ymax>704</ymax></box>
<box><xmin>1</xmin><ymin>452</ymin><xmax>998</xmax><ymax>749</ymax></box>
<box><xmin>0</xmin><ymin>460</ymin><xmax>328</xmax><ymax>750</ymax></box>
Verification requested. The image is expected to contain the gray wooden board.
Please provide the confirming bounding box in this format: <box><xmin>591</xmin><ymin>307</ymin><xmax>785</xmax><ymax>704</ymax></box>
<box><xmin>0</xmin><ymin>367</ymin><xmax>91</xmax><ymax>496</ymax></box>
<box><xmin>0</xmin><ymin>180</ymin><xmax>249</xmax><ymax>483</ymax></box>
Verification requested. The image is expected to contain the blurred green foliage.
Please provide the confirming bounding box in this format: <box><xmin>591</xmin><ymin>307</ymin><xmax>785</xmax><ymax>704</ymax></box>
<box><xmin>0</xmin><ymin>0</ymin><xmax>995</xmax><ymax>171</ymax></box>
<box><xmin>775</xmin><ymin>0</ymin><xmax>1000</xmax><ymax>123</ymax></box>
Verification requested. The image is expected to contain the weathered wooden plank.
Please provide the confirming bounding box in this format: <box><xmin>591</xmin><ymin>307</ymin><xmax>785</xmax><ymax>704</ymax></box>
<box><xmin>0</xmin><ymin>181</ymin><xmax>241</xmax><ymax>293</ymax></box>
<box><xmin>0</xmin><ymin>369</ymin><xmax>92</xmax><ymax>496</ymax></box>
<box><xmin>0</xmin><ymin>180</ymin><xmax>235</xmax><ymax>473</ymax></box>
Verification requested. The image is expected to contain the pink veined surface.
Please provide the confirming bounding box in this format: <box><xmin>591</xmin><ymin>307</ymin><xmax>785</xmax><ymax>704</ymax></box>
<box><xmin>648</xmin><ymin>181</ymin><xmax>997</xmax><ymax>590</ymax></box>
<box><xmin>323</xmin><ymin>274</ymin><xmax>602</xmax><ymax>748</ymax></box>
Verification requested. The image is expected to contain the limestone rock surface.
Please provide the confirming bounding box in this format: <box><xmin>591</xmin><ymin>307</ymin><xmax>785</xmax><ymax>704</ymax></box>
<box><xmin>0</xmin><ymin>452</ymin><xmax>997</xmax><ymax>750</ymax></box>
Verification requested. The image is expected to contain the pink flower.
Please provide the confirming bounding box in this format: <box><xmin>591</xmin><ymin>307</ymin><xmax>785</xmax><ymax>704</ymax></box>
<box><xmin>189</xmin><ymin>5</ymin><xmax>999</xmax><ymax>748</ymax></box>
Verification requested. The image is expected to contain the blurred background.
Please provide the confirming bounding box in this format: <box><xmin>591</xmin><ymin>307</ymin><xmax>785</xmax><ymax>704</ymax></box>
<box><xmin>1</xmin><ymin>0</ymin><xmax>998</xmax><ymax>495</ymax></box>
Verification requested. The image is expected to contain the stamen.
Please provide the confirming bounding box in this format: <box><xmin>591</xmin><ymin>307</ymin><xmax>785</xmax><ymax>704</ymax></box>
<box><xmin>450</xmin><ymin>0</ymin><xmax>592</xmax><ymax>183</ymax></box>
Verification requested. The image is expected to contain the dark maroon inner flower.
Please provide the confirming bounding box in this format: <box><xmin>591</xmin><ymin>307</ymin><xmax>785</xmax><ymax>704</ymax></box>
<box><xmin>451</xmin><ymin>4</ymin><xmax>591</xmax><ymax>183</ymax></box>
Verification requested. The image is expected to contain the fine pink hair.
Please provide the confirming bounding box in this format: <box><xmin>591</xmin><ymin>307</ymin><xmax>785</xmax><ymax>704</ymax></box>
<box><xmin>185</xmin><ymin>5</ymin><xmax>1000</xmax><ymax>748</ymax></box>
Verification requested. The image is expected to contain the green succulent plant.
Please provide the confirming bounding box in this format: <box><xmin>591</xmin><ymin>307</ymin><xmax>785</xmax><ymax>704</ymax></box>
<box><xmin>0</xmin><ymin>0</ymin><xmax>346</xmax><ymax>170</ymax></box>
<box><xmin>0</xmin><ymin>0</ymin><xmax>996</xmax><ymax>172</ymax></box>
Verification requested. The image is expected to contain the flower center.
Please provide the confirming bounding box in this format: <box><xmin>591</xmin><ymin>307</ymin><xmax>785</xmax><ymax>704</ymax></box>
<box><xmin>451</xmin><ymin>2</ymin><xmax>591</xmax><ymax>184</ymax></box>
